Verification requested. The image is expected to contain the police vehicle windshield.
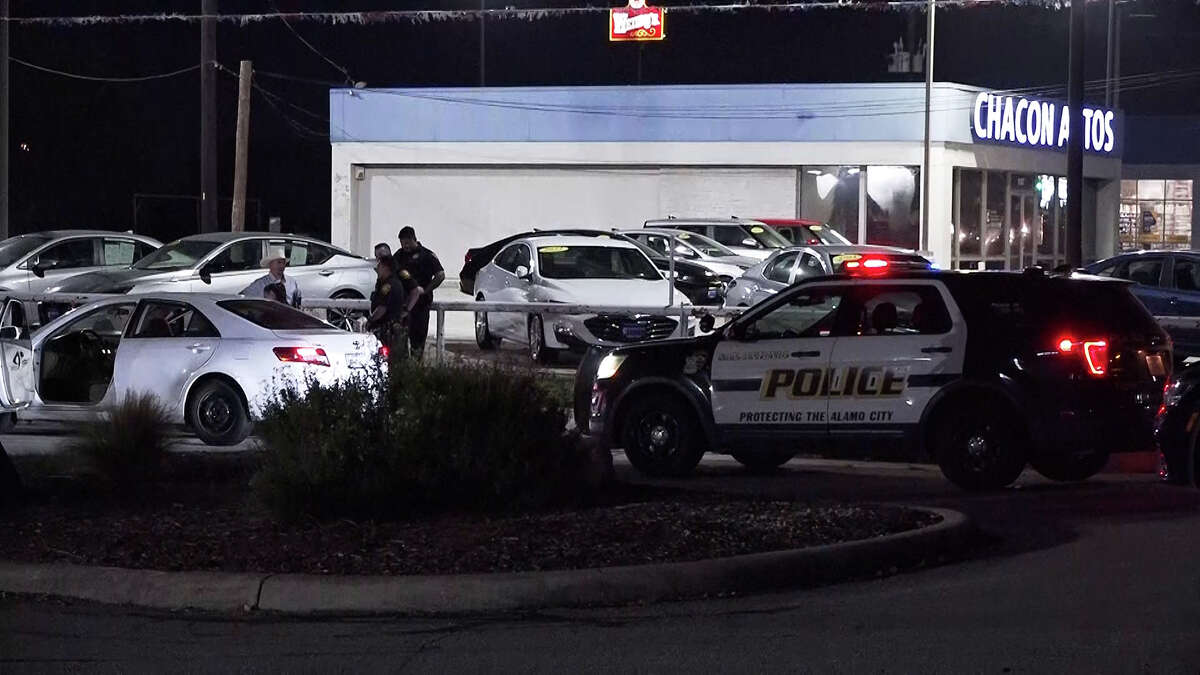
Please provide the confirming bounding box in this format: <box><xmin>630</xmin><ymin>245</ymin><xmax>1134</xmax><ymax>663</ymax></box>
<box><xmin>537</xmin><ymin>245</ymin><xmax>662</xmax><ymax>280</ymax></box>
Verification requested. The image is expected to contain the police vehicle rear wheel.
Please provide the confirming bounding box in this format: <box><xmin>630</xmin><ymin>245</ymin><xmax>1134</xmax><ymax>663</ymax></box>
<box><xmin>1029</xmin><ymin>449</ymin><xmax>1110</xmax><ymax>482</ymax></box>
<box><xmin>621</xmin><ymin>394</ymin><xmax>704</xmax><ymax>477</ymax></box>
<box><xmin>931</xmin><ymin>399</ymin><xmax>1026</xmax><ymax>491</ymax></box>
<box><xmin>188</xmin><ymin>379</ymin><xmax>251</xmax><ymax>446</ymax></box>
<box><xmin>528</xmin><ymin>315</ymin><xmax>557</xmax><ymax>364</ymax></box>
<box><xmin>730</xmin><ymin>450</ymin><xmax>795</xmax><ymax>473</ymax></box>
<box><xmin>475</xmin><ymin>310</ymin><xmax>499</xmax><ymax>350</ymax></box>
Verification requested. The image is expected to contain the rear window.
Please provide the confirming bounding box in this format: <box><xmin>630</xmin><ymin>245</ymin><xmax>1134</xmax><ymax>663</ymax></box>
<box><xmin>952</xmin><ymin>276</ymin><xmax>1160</xmax><ymax>338</ymax></box>
<box><xmin>217</xmin><ymin>299</ymin><xmax>331</xmax><ymax>330</ymax></box>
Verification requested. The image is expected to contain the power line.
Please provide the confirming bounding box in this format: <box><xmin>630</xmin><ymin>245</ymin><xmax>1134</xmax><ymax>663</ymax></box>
<box><xmin>8</xmin><ymin>57</ymin><xmax>198</xmax><ymax>82</ymax></box>
<box><xmin>267</xmin><ymin>0</ymin><xmax>354</xmax><ymax>86</ymax></box>
<box><xmin>0</xmin><ymin>1</ymin><xmax>1060</xmax><ymax>27</ymax></box>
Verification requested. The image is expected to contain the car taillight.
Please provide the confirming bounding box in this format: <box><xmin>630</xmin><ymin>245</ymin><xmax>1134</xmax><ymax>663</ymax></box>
<box><xmin>379</xmin><ymin>345</ymin><xmax>390</xmax><ymax>359</ymax></box>
<box><xmin>273</xmin><ymin>346</ymin><xmax>330</xmax><ymax>367</ymax></box>
<box><xmin>1055</xmin><ymin>337</ymin><xmax>1108</xmax><ymax>376</ymax></box>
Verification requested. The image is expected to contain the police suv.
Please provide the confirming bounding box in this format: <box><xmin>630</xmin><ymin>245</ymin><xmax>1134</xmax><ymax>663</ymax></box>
<box><xmin>575</xmin><ymin>269</ymin><xmax>1172</xmax><ymax>490</ymax></box>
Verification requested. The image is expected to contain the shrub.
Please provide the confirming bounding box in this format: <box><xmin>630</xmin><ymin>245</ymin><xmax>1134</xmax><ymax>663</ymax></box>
<box><xmin>253</xmin><ymin>360</ymin><xmax>583</xmax><ymax>522</ymax></box>
<box><xmin>70</xmin><ymin>392</ymin><xmax>172</xmax><ymax>489</ymax></box>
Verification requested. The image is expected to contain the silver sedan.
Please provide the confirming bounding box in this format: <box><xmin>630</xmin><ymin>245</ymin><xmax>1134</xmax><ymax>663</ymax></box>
<box><xmin>723</xmin><ymin>245</ymin><xmax>932</xmax><ymax>307</ymax></box>
<box><xmin>0</xmin><ymin>230</ymin><xmax>160</xmax><ymax>294</ymax></box>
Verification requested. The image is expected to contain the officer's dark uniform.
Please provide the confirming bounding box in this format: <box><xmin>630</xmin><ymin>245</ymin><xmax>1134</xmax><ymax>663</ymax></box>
<box><xmin>394</xmin><ymin>245</ymin><xmax>443</xmax><ymax>357</ymax></box>
<box><xmin>368</xmin><ymin>269</ymin><xmax>418</xmax><ymax>360</ymax></box>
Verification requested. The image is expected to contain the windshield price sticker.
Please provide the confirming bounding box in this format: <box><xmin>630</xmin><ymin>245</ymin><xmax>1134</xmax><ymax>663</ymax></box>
<box><xmin>750</xmin><ymin>226</ymin><xmax>765</xmax><ymax>234</ymax></box>
<box><xmin>538</xmin><ymin>246</ymin><xmax>569</xmax><ymax>253</ymax></box>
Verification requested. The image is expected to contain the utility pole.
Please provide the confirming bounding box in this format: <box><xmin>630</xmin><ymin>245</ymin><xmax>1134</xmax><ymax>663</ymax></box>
<box><xmin>231</xmin><ymin>60</ymin><xmax>251</xmax><ymax>232</ymax></box>
<box><xmin>919</xmin><ymin>0</ymin><xmax>934</xmax><ymax>252</ymax></box>
<box><xmin>1065</xmin><ymin>0</ymin><xmax>1085</xmax><ymax>267</ymax></box>
<box><xmin>0</xmin><ymin>0</ymin><xmax>10</xmax><ymax>240</ymax></box>
<box><xmin>200</xmin><ymin>0</ymin><xmax>218</xmax><ymax>233</ymax></box>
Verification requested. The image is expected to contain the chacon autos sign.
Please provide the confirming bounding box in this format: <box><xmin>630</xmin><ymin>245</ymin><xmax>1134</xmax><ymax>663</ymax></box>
<box><xmin>971</xmin><ymin>91</ymin><xmax>1122</xmax><ymax>156</ymax></box>
<box><xmin>610</xmin><ymin>0</ymin><xmax>665</xmax><ymax>41</ymax></box>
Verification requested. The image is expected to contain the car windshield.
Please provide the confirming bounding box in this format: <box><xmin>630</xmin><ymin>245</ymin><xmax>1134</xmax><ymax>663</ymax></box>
<box><xmin>218</xmin><ymin>299</ymin><xmax>332</xmax><ymax>330</ymax></box>
<box><xmin>674</xmin><ymin>232</ymin><xmax>738</xmax><ymax>257</ymax></box>
<box><xmin>803</xmin><ymin>225</ymin><xmax>852</xmax><ymax>246</ymax></box>
<box><xmin>132</xmin><ymin>239</ymin><xmax>221</xmax><ymax>270</ymax></box>
<box><xmin>537</xmin><ymin>245</ymin><xmax>662</xmax><ymax>280</ymax></box>
<box><xmin>744</xmin><ymin>224</ymin><xmax>791</xmax><ymax>248</ymax></box>
<box><xmin>0</xmin><ymin>235</ymin><xmax>51</xmax><ymax>268</ymax></box>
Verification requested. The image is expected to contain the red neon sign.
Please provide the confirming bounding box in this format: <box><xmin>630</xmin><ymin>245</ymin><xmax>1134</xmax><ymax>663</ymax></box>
<box><xmin>610</xmin><ymin>1</ymin><xmax>665</xmax><ymax>42</ymax></box>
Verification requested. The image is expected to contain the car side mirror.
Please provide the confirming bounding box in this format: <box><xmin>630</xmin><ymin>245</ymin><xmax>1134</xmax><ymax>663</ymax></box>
<box><xmin>0</xmin><ymin>326</ymin><xmax>20</xmax><ymax>341</ymax></box>
<box><xmin>699</xmin><ymin>314</ymin><xmax>716</xmax><ymax>333</ymax></box>
<box><xmin>30</xmin><ymin>259</ymin><xmax>47</xmax><ymax>278</ymax></box>
<box><xmin>742</xmin><ymin>238</ymin><xmax>757</xmax><ymax>247</ymax></box>
<box><xmin>515</xmin><ymin>265</ymin><xmax>532</xmax><ymax>281</ymax></box>
<box><xmin>198</xmin><ymin>267</ymin><xmax>212</xmax><ymax>285</ymax></box>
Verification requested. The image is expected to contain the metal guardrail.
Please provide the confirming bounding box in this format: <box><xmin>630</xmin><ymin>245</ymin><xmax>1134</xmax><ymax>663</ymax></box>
<box><xmin>7</xmin><ymin>292</ymin><xmax>744</xmax><ymax>363</ymax></box>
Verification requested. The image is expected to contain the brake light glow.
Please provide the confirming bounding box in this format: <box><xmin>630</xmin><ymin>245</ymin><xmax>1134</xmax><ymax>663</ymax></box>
<box><xmin>1083</xmin><ymin>340</ymin><xmax>1108</xmax><ymax>376</ymax></box>
<box><xmin>273</xmin><ymin>346</ymin><xmax>330</xmax><ymax>366</ymax></box>
<box><xmin>863</xmin><ymin>258</ymin><xmax>889</xmax><ymax>269</ymax></box>
<box><xmin>1054</xmin><ymin>337</ymin><xmax>1108</xmax><ymax>376</ymax></box>
<box><xmin>379</xmin><ymin>345</ymin><xmax>390</xmax><ymax>359</ymax></box>
<box><xmin>845</xmin><ymin>257</ymin><xmax>889</xmax><ymax>273</ymax></box>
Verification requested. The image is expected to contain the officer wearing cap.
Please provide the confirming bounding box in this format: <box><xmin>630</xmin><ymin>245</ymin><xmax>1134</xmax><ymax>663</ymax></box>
<box><xmin>394</xmin><ymin>226</ymin><xmax>444</xmax><ymax>358</ymax></box>
<box><xmin>368</xmin><ymin>255</ymin><xmax>422</xmax><ymax>360</ymax></box>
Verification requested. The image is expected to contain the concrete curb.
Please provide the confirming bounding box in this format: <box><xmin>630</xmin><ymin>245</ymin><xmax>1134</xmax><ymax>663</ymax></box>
<box><xmin>0</xmin><ymin>507</ymin><xmax>970</xmax><ymax>615</ymax></box>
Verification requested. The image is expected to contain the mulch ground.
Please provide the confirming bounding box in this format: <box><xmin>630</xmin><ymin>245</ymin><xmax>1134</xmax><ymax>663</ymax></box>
<box><xmin>0</xmin><ymin>454</ymin><xmax>939</xmax><ymax>576</ymax></box>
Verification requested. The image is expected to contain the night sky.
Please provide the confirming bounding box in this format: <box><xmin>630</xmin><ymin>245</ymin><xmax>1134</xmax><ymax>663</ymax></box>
<box><xmin>6</xmin><ymin>0</ymin><xmax>1199</xmax><ymax>244</ymax></box>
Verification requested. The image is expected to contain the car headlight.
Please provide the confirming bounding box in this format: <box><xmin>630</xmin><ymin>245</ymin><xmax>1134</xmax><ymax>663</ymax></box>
<box><xmin>596</xmin><ymin>353</ymin><xmax>627</xmax><ymax>380</ymax></box>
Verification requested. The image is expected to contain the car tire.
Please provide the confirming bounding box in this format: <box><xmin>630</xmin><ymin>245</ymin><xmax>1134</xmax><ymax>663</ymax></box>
<box><xmin>528</xmin><ymin>315</ymin><xmax>557</xmax><ymax>364</ymax></box>
<box><xmin>730</xmin><ymin>449</ymin><xmax>796</xmax><ymax>473</ymax></box>
<box><xmin>187</xmin><ymin>379</ymin><xmax>252</xmax><ymax>446</ymax></box>
<box><xmin>326</xmin><ymin>291</ymin><xmax>366</xmax><ymax>332</ymax></box>
<box><xmin>930</xmin><ymin>397</ymin><xmax>1026</xmax><ymax>491</ymax></box>
<box><xmin>475</xmin><ymin>297</ymin><xmax>500</xmax><ymax>350</ymax></box>
<box><xmin>0</xmin><ymin>413</ymin><xmax>16</xmax><ymax>434</ymax></box>
<box><xmin>620</xmin><ymin>394</ymin><xmax>705</xmax><ymax>478</ymax></box>
<box><xmin>1030</xmin><ymin>449</ymin><xmax>1110</xmax><ymax>482</ymax></box>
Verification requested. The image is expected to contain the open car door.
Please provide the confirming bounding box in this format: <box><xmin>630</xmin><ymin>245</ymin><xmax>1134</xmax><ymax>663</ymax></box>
<box><xmin>0</xmin><ymin>298</ymin><xmax>35</xmax><ymax>410</ymax></box>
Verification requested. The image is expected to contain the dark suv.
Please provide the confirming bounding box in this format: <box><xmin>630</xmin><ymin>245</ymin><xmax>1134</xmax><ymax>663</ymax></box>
<box><xmin>575</xmin><ymin>270</ymin><xmax>1171</xmax><ymax>491</ymax></box>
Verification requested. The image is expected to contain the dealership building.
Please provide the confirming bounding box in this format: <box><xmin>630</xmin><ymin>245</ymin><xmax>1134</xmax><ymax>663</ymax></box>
<box><xmin>329</xmin><ymin>82</ymin><xmax>1196</xmax><ymax>278</ymax></box>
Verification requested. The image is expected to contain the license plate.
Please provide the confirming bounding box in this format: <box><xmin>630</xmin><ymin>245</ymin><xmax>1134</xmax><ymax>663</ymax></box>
<box><xmin>1146</xmin><ymin>354</ymin><xmax>1166</xmax><ymax>377</ymax></box>
<box><xmin>622</xmin><ymin>326</ymin><xmax>646</xmax><ymax>339</ymax></box>
<box><xmin>346</xmin><ymin>352</ymin><xmax>366</xmax><ymax>366</ymax></box>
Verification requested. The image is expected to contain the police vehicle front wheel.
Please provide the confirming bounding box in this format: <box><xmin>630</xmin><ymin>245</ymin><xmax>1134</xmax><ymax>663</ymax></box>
<box><xmin>930</xmin><ymin>399</ymin><xmax>1026</xmax><ymax>491</ymax></box>
<box><xmin>1029</xmin><ymin>449</ymin><xmax>1110</xmax><ymax>482</ymax></box>
<box><xmin>188</xmin><ymin>379</ymin><xmax>252</xmax><ymax>446</ymax></box>
<box><xmin>620</xmin><ymin>394</ymin><xmax>705</xmax><ymax>477</ymax></box>
<box><xmin>730</xmin><ymin>450</ymin><xmax>796</xmax><ymax>473</ymax></box>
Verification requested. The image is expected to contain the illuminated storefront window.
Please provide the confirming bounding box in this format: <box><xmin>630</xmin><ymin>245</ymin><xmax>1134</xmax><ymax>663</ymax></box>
<box><xmin>1120</xmin><ymin>179</ymin><xmax>1193</xmax><ymax>251</ymax></box>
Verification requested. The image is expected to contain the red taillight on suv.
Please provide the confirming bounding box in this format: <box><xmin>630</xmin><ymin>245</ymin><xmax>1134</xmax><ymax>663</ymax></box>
<box><xmin>273</xmin><ymin>346</ymin><xmax>330</xmax><ymax>367</ymax></box>
<box><xmin>1056</xmin><ymin>337</ymin><xmax>1108</xmax><ymax>376</ymax></box>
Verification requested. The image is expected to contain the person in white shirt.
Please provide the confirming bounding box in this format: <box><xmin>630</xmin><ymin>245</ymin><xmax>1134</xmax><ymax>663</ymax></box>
<box><xmin>241</xmin><ymin>248</ymin><xmax>302</xmax><ymax>307</ymax></box>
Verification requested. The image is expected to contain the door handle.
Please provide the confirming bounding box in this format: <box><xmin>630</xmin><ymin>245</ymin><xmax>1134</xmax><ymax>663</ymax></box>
<box><xmin>318</xmin><ymin>269</ymin><xmax>336</xmax><ymax>277</ymax></box>
<box><xmin>188</xmin><ymin>344</ymin><xmax>212</xmax><ymax>353</ymax></box>
<box><xmin>791</xmin><ymin>350</ymin><xmax>821</xmax><ymax>358</ymax></box>
<box><xmin>921</xmin><ymin>346</ymin><xmax>953</xmax><ymax>354</ymax></box>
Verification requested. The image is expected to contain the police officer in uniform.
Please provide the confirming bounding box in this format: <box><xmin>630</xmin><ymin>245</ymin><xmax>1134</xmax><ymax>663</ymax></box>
<box><xmin>394</xmin><ymin>226</ymin><xmax>444</xmax><ymax>358</ymax></box>
<box><xmin>367</xmin><ymin>255</ymin><xmax>422</xmax><ymax>360</ymax></box>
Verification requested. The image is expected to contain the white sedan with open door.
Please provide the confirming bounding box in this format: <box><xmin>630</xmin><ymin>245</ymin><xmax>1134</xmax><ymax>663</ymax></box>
<box><xmin>0</xmin><ymin>293</ymin><xmax>380</xmax><ymax>445</ymax></box>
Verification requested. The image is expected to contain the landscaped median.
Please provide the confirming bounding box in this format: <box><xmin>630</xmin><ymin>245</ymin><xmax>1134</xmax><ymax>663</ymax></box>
<box><xmin>0</xmin><ymin>360</ymin><xmax>973</xmax><ymax>614</ymax></box>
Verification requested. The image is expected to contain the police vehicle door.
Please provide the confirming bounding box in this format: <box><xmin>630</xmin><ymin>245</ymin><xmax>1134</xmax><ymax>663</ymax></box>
<box><xmin>710</xmin><ymin>283</ymin><xmax>848</xmax><ymax>437</ymax></box>
<box><xmin>826</xmin><ymin>280</ymin><xmax>964</xmax><ymax>432</ymax></box>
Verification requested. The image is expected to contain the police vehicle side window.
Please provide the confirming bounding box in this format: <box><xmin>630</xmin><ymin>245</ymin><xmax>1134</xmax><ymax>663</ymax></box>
<box><xmin>842</xmin><ymin>285</ymin><xmax>952</xmax><ymax>336</ymax></box>
<box><xmin>764</xmin><ymin>252</ymin><xmax>799</xmax><ymax>283</ymax></box>
<box><xmin>740</xmin><ymin>289</ymin><xmax>844</xmax><ymax>341</ymax></box>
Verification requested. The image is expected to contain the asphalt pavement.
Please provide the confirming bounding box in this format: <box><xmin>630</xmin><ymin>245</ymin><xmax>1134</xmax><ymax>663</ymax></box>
<box><xmin>2</xmin><ymin>455</ymin><xmax>1199</xmax><ymax>672</ymax></box>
